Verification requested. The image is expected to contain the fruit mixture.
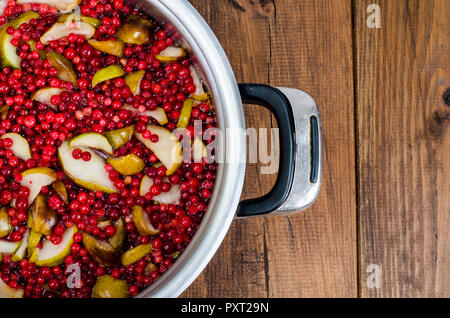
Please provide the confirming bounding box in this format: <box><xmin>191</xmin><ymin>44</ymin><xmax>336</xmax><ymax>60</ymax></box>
<box><xmin>0</xmin><ymin>0</ymin><xmax>217</xmax><ymax>298</ymax></box>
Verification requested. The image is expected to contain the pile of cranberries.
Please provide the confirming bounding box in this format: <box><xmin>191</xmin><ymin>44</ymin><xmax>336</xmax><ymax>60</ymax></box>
<box><xmin>0</xmin><ymin>0</ymin><xmax>217</xmax><ymax>298</ymax></box>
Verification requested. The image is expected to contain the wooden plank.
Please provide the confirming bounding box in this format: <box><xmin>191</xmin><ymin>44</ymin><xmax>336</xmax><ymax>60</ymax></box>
<box><xmin>354</xmin><ymin>0</ymin><xmax>450</xmax><ymax>297</ymax></box>
<box><xmin>183</xmin><ymin>0</ymin><xmax>357</xmax><ymax>298</ymax></box>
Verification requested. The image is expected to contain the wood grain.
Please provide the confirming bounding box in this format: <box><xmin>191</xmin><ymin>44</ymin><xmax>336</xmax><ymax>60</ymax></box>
<box><xmin>182</xmin><ymin>0</ymin><xmax>357</xmax><ymax>298</ymax></box>
<box><xmin>354</xmin><ymin>0</ymin><xmax>450</xmax><ymax>297</ymax></box>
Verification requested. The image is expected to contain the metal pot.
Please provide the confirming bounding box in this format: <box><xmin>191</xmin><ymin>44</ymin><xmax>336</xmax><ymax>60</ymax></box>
<box><xmin>134</xmin><ymin>0</ymin><xmax>322</xmax><ymax>298</ymax></box>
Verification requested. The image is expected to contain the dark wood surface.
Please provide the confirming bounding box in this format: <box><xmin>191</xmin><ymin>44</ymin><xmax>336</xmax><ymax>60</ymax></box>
<box><xmin>354</xmin><ymin>0</ymin><xmax>449</xmax><ymax>297</ymax></box>
<box><xmin>182</xmin><ymin>0</ymin><xmax>449</xmax><ymax>298</ymax></box>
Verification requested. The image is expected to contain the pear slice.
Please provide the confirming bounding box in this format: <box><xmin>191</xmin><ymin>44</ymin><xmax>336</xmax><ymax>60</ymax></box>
<box><xmin>124</xmin><ymin>70</ymin><xmax>145</xmax><ymax>95</ymax></box>
<box><xmin>132</xmin><ymin>205</ymin><xmax>159</xmax><ymax>235</ymax></box>
<box><xmin>29</xmin><ymin>194</ymin><xmax>57</xmax><ymax>236</ymax></box>
<box><xmin>26</xmin><ymin>230</ymin><xmax>42</xmax><ymax>258</ymax></box>
<box><xmin>11</xmin><ymin>229</ymin><xmax>30</xmax><ymax>261</ymax></box>
<box><xmin>117</xmin><ymin>15</ymin><xmax>152</xmax><ymax>45</ymax></box>
<box><xmin>108</xmin><ymin>218</ymin><xmax>125</xmax><ymax>250</ymax></box>
<box><xmin>28</xmin><ymin>40</ymin><xmax>47</xmax><ymax>60</ymax></box>
<box><xmin>155</xmin><ymin>46</ymin><xmax>186</xmax><ymax>63</ymax></box>
<box><xmin>192</xmin><ymin>137</ymin><xmax>208</xmax><ymax>163</ymax></box>
<box><xmin>0</xmin><ymin>11</ymin><xmax>40</xmax><ymax>68</ymax></box>
<box><xmin>0</xmin><ymin>26</ymin><xmax>18</xmax><ymax>68</ymax></box>
<box><xmin>122</xmin><ymin>105</ymin><xmax>168</xmax><ymax>125</ymax></box>
<box><xmin>0</xmin><ymin>133</ymin><xmax>31</xmax><ymax>161</ymax></box>
<box><xmin>52</xmin><ymin>180</ymin><xmax>68</xmax><ymax>204</ymax></box>
<box><xmin>104</xmin><ymin>125</ymin><xmax>135</xmax><ymax>149</ymax></box>
<box><xmin>47</xmin><ymin>51</ymin><xmax>77</xmax><ymax>84</ymax></box>
<box><xmin>135</xmin><ymin>125</ymin><xmax>182</xmax><ymax>176</ymax></box>
<box><xmin>82</xmin><ymin>233</ymin><xmax>119</xmax><ymax>266</ymax></box>
<box><xmin>58</xmin><ymin>141</ymin><xmax>118</xmax><ymax>193</ymax></box>
<box><xmin>92</xmin><ymin>275</ymin><xmax>128</xmax><ymax>298</ymax></box>
<box><xmin>144</xmin><ymin>262</ymin><xmax>158</xmax><ymax>275</ymax></box>
<box><xmin>16</xmin><ymin>0</ymin><xmax>81</xmax><ymax>12</ymax></box>
<box><xmin>107</xmin><ymin>154</ymin><xmax>144</xmax><ymax>176</ymax></box>
<box><xmin>0</xmin><ymin>278</ymin><xmax>24</xmax><ymax>298</ymax></box>
<box><xmin>92</xmin><ymin>65</ymin><xmax>125</xmax><ymax>88</ymax></box>
<box><xmin>0</xmin><ymin>105</ymin><xmax>9</xmax><ymax>119</ymax></box>
<box><xmin>31</xmin><ymin>225</ymin><xmax>77</xmax><ymax>266</ymax></box>
<box><xmin>121</xmin><ymin>243</ymin><xmax>152</xmax><ymax>266</ymax></box>
<box><xmin>88</xmin><ymin>39</ymin><xmax>124</xmax><ymax>57</ymax></box>
<box><xmin>20</xmin><ymin>167</ymin><xmax>57</xmax><ymax>205</ymax></box>
<box><xmin>139</xmin><ymin>175</ymin><xmax>181</xmax><ymax>205</ymax></box>
<box><xmin>0</xmin><ymin>240</ymin><xmax>20</xmax><ymax>254</ymax></box>
<box><xmin>190</xmin><ymin>66</ymin><xmax>210</xmax><ymax>101</ymax></box>
<box><xmin>31</xmin><ymin>87</ymin><xmax>65</xmax><ymax>110</ymax></box>
<box><xmin>0</xmin><ymin>207</ymin><xmax>11</xmax><ymax>238</ymax></box>
<box><xmin>40</xmin><ymin>22</ymin><xmax>95</xmax><ymax>45</ymax></box>
<box><xmin>176</xmin><ymin>98</ymin><xmax>194</xmax><ymax>128</ymax></box>
<box><xmin>58</xmin><ymin>13</ymin><xmax>101</xmax><ymax>27</ymax></box>
<box><xmin>69</xmin><ymin>132</ymin><xmax>113</xmax><ymax>155</ymax></box>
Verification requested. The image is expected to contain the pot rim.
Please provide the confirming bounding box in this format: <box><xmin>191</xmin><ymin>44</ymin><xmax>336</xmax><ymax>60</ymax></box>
<box><xmin>136</xmin><ymin>0</ymin><xmax>247</xmax><ymax>298</ymax></box>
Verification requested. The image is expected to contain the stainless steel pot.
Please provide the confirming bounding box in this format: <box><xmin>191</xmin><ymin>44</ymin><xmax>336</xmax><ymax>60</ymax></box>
<box><xmin>134</xmin><ymin>0</ymin><xmax>323</xmax><ymax>298</ymax></box>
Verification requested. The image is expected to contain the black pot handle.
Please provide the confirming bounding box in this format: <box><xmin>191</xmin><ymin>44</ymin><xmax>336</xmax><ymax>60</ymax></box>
<box><xmin>236</xmin><ymin>84</ymin><xmax>296</xmax><ymax>217</ymax></box>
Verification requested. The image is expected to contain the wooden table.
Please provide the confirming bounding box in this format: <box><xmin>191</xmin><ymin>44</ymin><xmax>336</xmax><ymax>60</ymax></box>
<box><xmin>182</xmin><ymin>0</ymin><xmax>449</xmax><ymax>298</ymax></box>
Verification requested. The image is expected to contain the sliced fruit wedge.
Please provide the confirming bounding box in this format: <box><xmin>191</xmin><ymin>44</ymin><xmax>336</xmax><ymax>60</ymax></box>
<box><xmin>91</xmin><ymin>65</ymin><xmax>125</xmax><ymax>88</ymax></box>
<box><xmin>28</xmin><ymin>40</ymin><xmax>47</xmax><ymax>60</ymax></box>
<box><xmin>47</xmin><ymin>51</ymin><xmax>77</xmax><ymax>84</ymax></box>
<box><xmin>0</xmin><ymin>133</ymin><xmax>31</xmax><ymax>161</ymax></box>
<box><xmin>58</xmin><ymin>141</ymin><xmax>118</xmax><ymax>193</ymax></box>
<box><xmin>144</xmin><ymin>262</ymin><xmax>158</xmax><ymax>275</ymax></box>
<box><xmin>30</xmin><ymin>226</ymin><xmax>77</xmax><ymax>266</ymax></box>
<box><xmin>40</xmin><ymin>22</ymin><xmax>95</xmax><ymax>45</ymax></box>
<box><xmin>31</xmin><ymin>87</ymin><xmax>65</xmax><ymax>110</ymax></box>
<box><xmin>132</xmin><ymin>205</ymin><xmax>159</xmax><ymax>235</ymax></box>
<box><xmin>82</xmin><ymin>233</ymin><xmax>119</xmax><ymax>266</ymax></box>
<box><xmin>0</xmin><ymin>105</ymin><xmax>9</xmax><ymax>119</ymax></box>
<box><xmin>190</xmin><ymin>66</ymin><xmax>210</xmax><ymax>101</ymax></box>
<box><xmin>20</xmin><ymin>167</ymin><xmax>57</xmax><ymax>205</ymax></box>
<box><xmin>0</xmin><ymin>240</ymin><xmax>20</xmax><ymax>254</ymax></box>
<box><xmin>29</xmin><ymin>194</ymin><xmax>57</xmax><ymax>236</ymax></box>
<box><xmin>0</xmin><ymin>11</ymin><xmax>40</xmax><ymax>68</ymax></box>
<box><xmin>192</xmin><ymin>137</ymin><xmax>208</xmax><ymax>163</ymax></box>
<box><xmin>69</xmin><ymin>132</ymin><xmax>113</xmax><ymax>155</ymax></box>
<box><xmin>11</xmin><ymin>229</ymin><xmax>30</xmax><ymax>261</ymax></box>
<box><xmin>0</xmin><ymin>277</ymin><xmax>24</xmax><ymax>298</ymax></box>
<box><xmin>122</xmin><ymin>105</ymin><xmax>168</xmax><ymax>125</ymax></box>
<box><xmin>121</xmin><ymin>243</ymin><xmax>152</xmax><ymax>266</ymax></box>
<box><xmin>104</xmin><ymin>125</ymin><xmax>135</xmax><ymax>149</ymax></box>
<box><xmin>176</xmin><ymin>98</ymin><xmax>194</xmax><ymax>128</ymax></box>
<box><xmin>52</xmin><ymin>180</ymin><xmax>68</xmax><ymax>204</ymax></box>
<box><xmin>107</xmin><ymin>154</ymin><xmax>145</xmax><ymax>176</ymax></box>
<box><xmin>135</xmin><ymin>125</ymin><xmax>183</xmax><ymax>176</ymax></box>
<box><xmin>152</xmin><ymin>162</ymin><xmax>163</xmax><ymax>168</ymax></box>
<box><xmin>92</xmin><ymin>275</ymin><xmax>128</xmax><ymax>298</ymax></box>
<box><xmin>26</xmin><ymin>230</ymin><xmax>42</xmax><ymax>258</ymax></box>
<box><xmin>108</xmin><ymin>218</ymin><xmax>125</xmax><ymax>250</ymax></box>
<box><xmin>155</xmin><ymin>46</ymin><xmax>186</xmax><ymax>63</ymax></box>
<box><xmin>17</xmin><ymin>0</ymin><xmax>81</xmax><ymax>12</ymax></box>
<box><xmin>139</xmin><ymin>175</ymin><xmax>181</xmax><ymax>205</ymax></box>
<box><xmin>0</xmin><ymin>207</ymin><xmax>11</xmax><ymax>238</ymax></box>
<box><xmin>117</xmin><ymin>15</ymin><xmax>152</xmax><ymax>45</ymax></box>
<box><xmin>88</xmin><ymin>39</ymin><xmax>124</xmax><ymax>57</ymax></box>
<box><xmin>97</xmin><ymin>220</ymin><xmax>112</xmax><ymax>229</ymax></box>
<box><xmin>124</xmin><ymin>70</ymin><xmax>145</xmax><ymax>95</ymax></box>
<box><xmin>57</xmin><ymin>13</ymin><xmax>101</xmax><ymax>27</ymax></box>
